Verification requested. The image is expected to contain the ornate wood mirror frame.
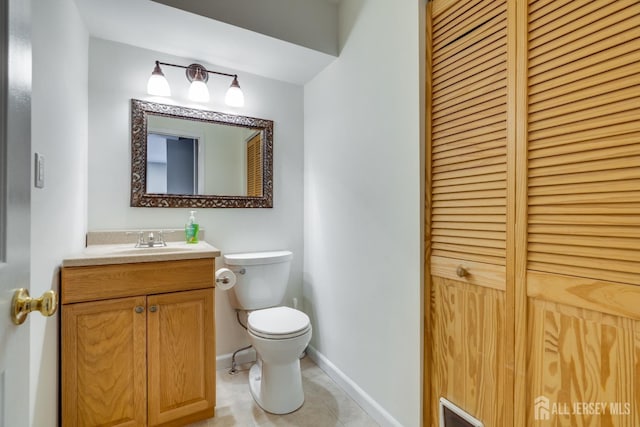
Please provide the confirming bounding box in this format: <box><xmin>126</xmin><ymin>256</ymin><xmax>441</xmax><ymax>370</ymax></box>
<box><xmin>130</xmin><ymin>99</ymin><xmax>273</xmax><ymax>208</ymax></box>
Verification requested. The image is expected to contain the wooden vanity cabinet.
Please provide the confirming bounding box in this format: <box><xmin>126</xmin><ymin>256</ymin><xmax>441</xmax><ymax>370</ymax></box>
<box><xmin>61</xmin><ymin>259</ymin><xmax>216</xmax><ymax>427</ymax></box>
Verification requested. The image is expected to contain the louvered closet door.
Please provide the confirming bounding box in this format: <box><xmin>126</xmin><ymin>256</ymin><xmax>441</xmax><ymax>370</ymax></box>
<box><xmin>523</xmin><ymin>1</ymin><xmax>640</xmax><ymax>425</ymax></box>
<box><xmin>428</xmin><ymin>0</ymin><xmax>512</xmax><ymax>425</ymax></box>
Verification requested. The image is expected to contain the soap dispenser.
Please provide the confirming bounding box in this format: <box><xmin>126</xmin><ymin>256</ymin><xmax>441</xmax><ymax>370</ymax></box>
<box><xmin>185</xmin><ymin>210</ymin><xmax>199</xmax><ymax>244</ymax></box>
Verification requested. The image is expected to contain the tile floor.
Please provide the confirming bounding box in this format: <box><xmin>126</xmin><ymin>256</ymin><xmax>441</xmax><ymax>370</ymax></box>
<box><xmin>188</xmin><ymin>356</ymin><xmax>379</xmax><ymax>426</ymax></box>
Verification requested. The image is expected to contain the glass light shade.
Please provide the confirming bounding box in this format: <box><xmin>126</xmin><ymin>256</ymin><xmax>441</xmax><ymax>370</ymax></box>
<box><xmin>188</xmin><ymin>80</ymin><xmax>210</xmax><ymax>102</ymax></box>
<box><xmin>147</xmin><ymin>73</ymin><xmax>171</xmax><ymax>96</ymax></box>
<box><xmin>225</xmin><ymin>81</ymin><xmax>245</xmax><ymax>107</ymax></box>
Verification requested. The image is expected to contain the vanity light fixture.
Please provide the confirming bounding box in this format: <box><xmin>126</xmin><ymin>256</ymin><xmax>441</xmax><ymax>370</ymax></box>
<box><xmin>146</xmin><ymin>60</ymin><xmax>245</xmax><ymax>107</ymax></box>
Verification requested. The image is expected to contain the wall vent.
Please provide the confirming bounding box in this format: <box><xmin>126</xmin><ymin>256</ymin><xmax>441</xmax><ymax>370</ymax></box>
<box><xmin>439</xmin><ymin>397</ymin><xmax>484</xmax><ymax>427</ymax></box>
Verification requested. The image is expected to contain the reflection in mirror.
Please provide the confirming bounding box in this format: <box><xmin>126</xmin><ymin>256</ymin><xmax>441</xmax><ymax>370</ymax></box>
<box><xmin>131</xmin><ymin>99</ymin><xmax>273</xmax><ymax>208</ymax></box>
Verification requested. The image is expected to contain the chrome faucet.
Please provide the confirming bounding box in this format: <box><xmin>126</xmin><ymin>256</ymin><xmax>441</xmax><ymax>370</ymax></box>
<box><xmin>131</xmin><ymin>230</ymin><xmax>168</xmax><ymax>248</ymax></box>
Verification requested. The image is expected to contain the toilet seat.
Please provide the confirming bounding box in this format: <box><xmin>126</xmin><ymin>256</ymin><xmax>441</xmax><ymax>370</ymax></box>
<box><xmin>248</xmin><ymin>306</ymin><xmax>311</xmax><ymax>340</ymax></box>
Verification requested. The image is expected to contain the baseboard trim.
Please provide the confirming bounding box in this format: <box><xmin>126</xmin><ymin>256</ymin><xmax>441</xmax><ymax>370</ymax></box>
<box><xmin>216</xmin><ymin>347</ymin><xmax>256</xmax><ymax>371</ymax></box>
<box><xmin>306</xmin><ymin>345</ymin><xmax>402</xmax><ymax>427</ymax></box>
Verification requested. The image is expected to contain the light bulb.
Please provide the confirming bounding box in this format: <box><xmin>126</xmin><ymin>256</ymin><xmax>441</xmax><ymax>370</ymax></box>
<box><xmin>188</xmin><ymin>67</ymin><xmax>210</xmax><ymax>102</ymax></box>
<box><xmin>146</xmin><ymin>62</ymin><xmax>171</xmax><ymax>96</ymax></box>
<box><xmin>188</xmin><ymin>80</ymin><xmax>210</xmax><ymax>102</ymax></box>
<box><xmin>225</xmin><ymin>77</ymin><xmax>244</xmax><ymax>107</ymax></box>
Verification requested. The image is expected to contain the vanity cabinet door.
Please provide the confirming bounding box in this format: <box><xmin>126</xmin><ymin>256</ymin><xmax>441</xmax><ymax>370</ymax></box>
<box><xmin>62</xmin><ymin>296</ymin><xmax>148</xmax><ymax>427</ymax></box>
<box><xmin>147</xmin><ymin>288</ymin><xmax>216</xmax><ymax>426</ymax></box>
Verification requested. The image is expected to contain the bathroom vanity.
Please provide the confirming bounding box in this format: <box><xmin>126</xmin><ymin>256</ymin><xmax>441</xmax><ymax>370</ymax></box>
<box><xmin>60</xmin><ymin>237</ymin><xmax>220</xmax><ymax>427</ymax></box>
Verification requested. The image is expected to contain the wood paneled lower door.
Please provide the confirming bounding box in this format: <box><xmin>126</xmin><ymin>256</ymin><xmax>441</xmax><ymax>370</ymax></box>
<box><xmin>147</xmin><ymin>289</ymin><xmax>216</xmax><ymax>426</ymax></box>
<box><xmin>62</xmin><ymin>297</ymin><xmax>148</xmax><ymax>427</ymax></box>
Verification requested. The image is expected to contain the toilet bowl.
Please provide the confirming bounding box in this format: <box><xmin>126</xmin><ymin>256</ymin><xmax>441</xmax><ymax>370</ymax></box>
<box><xmin>222</xmin><ymin>251</ymin><xmax>312</xmax><ymax>414</ymax></box>
<box><xmin>246</xmin><ymin>306</ymin><xmax>312</xmax><ymax>414</ymax></box>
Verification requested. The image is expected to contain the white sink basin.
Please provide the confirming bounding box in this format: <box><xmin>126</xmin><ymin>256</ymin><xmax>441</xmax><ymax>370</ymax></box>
<box><xmin>112</xmin><ymin>246</ymin><xmax>195</xmax><ymax>255</ymax></box>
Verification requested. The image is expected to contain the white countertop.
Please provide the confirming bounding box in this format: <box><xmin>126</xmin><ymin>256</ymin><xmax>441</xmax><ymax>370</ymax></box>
<box><xmin>62</xmin><ymin>241</ymin><xmax>221</xmax><ymax>267</ymax></box>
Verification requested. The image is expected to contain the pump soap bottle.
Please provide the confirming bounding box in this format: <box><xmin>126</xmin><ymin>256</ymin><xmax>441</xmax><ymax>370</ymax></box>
<box><xmin>185</xmin><ymin>210</ymin><xmax>199</xmax><ymax>244</ymax></box>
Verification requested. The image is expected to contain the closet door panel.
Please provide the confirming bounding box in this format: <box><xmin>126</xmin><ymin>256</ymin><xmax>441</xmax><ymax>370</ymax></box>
<box><xmin>429</xmin><ymin>0</ymin><xmax>512</xmax><ymax>425</ymax></box>
<box><xmin>524</xmin><ymin>1</ymin><xmax>640</xmax><ymax>424</ymax></box>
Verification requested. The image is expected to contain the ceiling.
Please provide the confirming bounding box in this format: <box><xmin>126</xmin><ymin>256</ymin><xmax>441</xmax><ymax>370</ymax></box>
<box><xmin>74</xmin><ymin>0</ymin><xmax>338</xmax><ymax>85</ymax></box>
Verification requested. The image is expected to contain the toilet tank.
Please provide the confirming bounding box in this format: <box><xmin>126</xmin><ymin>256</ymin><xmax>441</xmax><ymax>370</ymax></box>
<box><xmin>223</xmin><ymin>250</ymin><xmax>293</xmax><ymax>310</ymax></box>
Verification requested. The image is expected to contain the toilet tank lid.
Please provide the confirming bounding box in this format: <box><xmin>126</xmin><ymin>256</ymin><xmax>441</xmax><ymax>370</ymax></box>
<box><xmin>224</xmin><ymin>250</ymin><xmax>293</xmax><ymax>266</ymax></box>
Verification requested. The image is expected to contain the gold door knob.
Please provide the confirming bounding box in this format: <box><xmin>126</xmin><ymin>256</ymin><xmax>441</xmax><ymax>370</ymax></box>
<box><xmin>11</xmin><ymin>288</ymin><xmax>58</xmax><ymax>325</ymax></box>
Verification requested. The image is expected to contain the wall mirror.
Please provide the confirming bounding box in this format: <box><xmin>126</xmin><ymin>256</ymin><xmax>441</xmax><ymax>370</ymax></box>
<box><xmin>130</xmin><ymin>99</ymin><xmax>273</xmax><ymax>208</ymax></box>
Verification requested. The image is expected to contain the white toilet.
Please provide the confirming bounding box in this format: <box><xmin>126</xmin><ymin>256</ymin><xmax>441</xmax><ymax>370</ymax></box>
<box><xmin>223</xmin><ymin>250</ymin><xmax>312</xmax><ymax>414</ymax></box>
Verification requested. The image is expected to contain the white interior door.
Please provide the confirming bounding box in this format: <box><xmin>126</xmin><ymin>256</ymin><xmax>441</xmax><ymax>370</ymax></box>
<box><xmin>0</xmin><ymin>0</ymin><xmax>31</xmax><ymax>425</ymax></box>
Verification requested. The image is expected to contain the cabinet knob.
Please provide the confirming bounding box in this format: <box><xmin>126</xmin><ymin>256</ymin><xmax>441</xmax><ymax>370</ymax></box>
<box><xmin>135</xmin><ymin>306</ymin><xmax>144</xmax><ymax>314</ymax></box>
<box><xmin>456</xmin><ymin>266</ymin><xmax>469</xmax><ymax>278</ymax></box>
<box><xmin>149</xmin><ymin>305</ymin><xmax>158</xmax><ymax>313</ymax></box>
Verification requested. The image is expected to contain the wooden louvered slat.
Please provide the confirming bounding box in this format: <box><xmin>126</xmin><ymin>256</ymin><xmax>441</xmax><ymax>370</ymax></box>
<box><xmin>528</xmin><ymin>204</ymin><xmax>640</xmax><ymax>215</ymax></box>
<box><xmin>434</xmin><ymin>221</ymin><xmax>505</xmax><ymax>232</ymax></box>
<box><xmin>434</xmin><ymin>164</ymin><xmax>505</xmax><ymax>181</ymax></box>
<box><xmin>433</xmin><ymin>101</ymin><xmax>505</xmax><ymax>134</ymax></box>
<box><xmin>528</xmin><ymin>224</ymin><xmax>640</xmax><ymax>239</ymax></box>
<box><xmin>433</xmin><ymin>122</ymin><xmax>507</xmax><ymax>148</ymax></box>
<box><xmin>433</xmin><ymin>189</ymin><xmax>505</xmax><ymax>200</ymax></box>
<box><xmin>433</xmin><ymin>153</ymin><xmax>505</xmax><ymax>174</ymax></box>
<box><xmin>529</xmin><ymin>215</ymin><xmax>640</xmax><ymax>227</ymax></box>
<box><xmin>434</xmin><ymin>0</ymin><xmax>502</xmax><ymax>51</ymax></box>
<box><xmin>529</xmin><ymin>0</ymin><xmax>617</xmax><ymax>35</ymax></box>
<box><xmin>433</xmin><ymin>24</ymin><xmax>505</xmax><ymax>80</ymax></box>
<box><xmin>529</xmin><ymin>156</ymin><xmax>640</xmax><ymax>178</ymax></box>
<box><xmin>528</xmin><ymin>0</ymin><xmax>574</xmax><ymax>21</ymax></box>
<box><xmin>432</xmin><ymin>130</ymin><xmax>506</xmax><ymax>154</ymax></box>
<box><xmin>433</xmin><ymin>87</ymin><xmax>506</xmax><ymax>121</ymax></box>
<box><xmin>434</xmin><ymin>8</ymin><xmax>506</xmax><ymax>66</ymax></box>
<box><xmin>529</xmin><ymin>234</ymin><xmax>640</xmax><ymax>251</ymax></box>
<box><xmin>531</xmin><ymin>49</ymin><xmax>640</xmax><ymax>98</ymax></box>
<box><xmin>529</xmin><ymin>61</ymin><xmax>640</xmax><ymax>108</ymax></box>
<box><xmin>434</xmin><ymin>46</ymin><xmax>505</xmax><ymax>95</ymax></box>
<box><xmin>529</xmin><ymin>24</ymin><xmax>640</xmax><ymax>74</ymax></box>
<box><xmin>433</xmin><ymin>72</ymin><xmax>506</xmax><ymax>114</ymax></box>
<box><xmin>529</xmin><ymin>192</ymin><xmax>640</xmax><ymax>207</ymax></box>
<box><xmin>529</xmin><ymin>132</ymin><xmax>639</xmax><ymax>159</ymax></box>
<box><xmin>431</xmin><ymin>0</ymin><xmax>507</xmax><ymax>267</ymax></box>
<box><xmin>531</xmin><ymin>84</ymin><xmax>640</xmax><ymax>122</ymax></box>
<box><xmin>529</xmin><ymin>0</ymin><xmax>634</xmax><ymax>47</ymax></box>
<box><xmin>433</xmin><ymin>229</ymin><xmax>506</xmax><ymax>241</ymax></box>
<box><xmin>432</xmin><ymin>172</ymin><xmax>506</xmax><ymax>188</ymax></box>
<box><xmin>529</xmin><ymin>97</ymin><xmax>640</xmax><ymax>131</ymax></box>
<box><xmin>433</xmin><ymin>140</ymin><xmax>505</xmax><ymax>163</ymax></box>
<box><xmin>433</xmin><ymin>198</ymin><xmax>504</xmax><ymax>209</ymax></box>
<box><xmin>530</xmin><ymin>111</ymin><xmax>638</xmax><ymax>144</ymax></box>
<box><xmin>528</xmin><ymin>179</ymin><xmax>640</xmax><ymax>197</ymax></box>
<box><xmin>527</xmin><ymin>0</ymin><xmax>640</xmax><ymax>287</ymax></box>
<box><xmin>529</xmin><ymin>145</ymin><xmax>640</xmax><ymax>169</ymax></box>
<box><xmin>431</xmin><ymin>250</ymin><xmax>504</xmax><ymax>266</ymax></box>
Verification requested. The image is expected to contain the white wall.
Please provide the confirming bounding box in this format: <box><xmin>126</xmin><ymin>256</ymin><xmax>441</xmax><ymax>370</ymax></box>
<box><xmin>151</xmin><ymin>0</ymin><xmax>339</xmax><ymax>56</ymax></box>
<box><xmin>30</xmin><ymin>0</ymin><xmax>89</xmax><ymax>425</ymax></box>
<box><xmin>87</xmin><ymin>38</ymin><xmax>305</xmax><ymax>357</ymax></box>
<box><xmin>304</xmin><ymin>0</ymin><xmax>423</xmax><ymax>425</ymax></box>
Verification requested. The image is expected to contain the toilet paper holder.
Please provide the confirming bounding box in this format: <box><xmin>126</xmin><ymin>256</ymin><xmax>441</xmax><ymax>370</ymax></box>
<box><xmin>215</xmin><ymin>267</ymin><xmax>245</xmax><ymax>286</ymax></box>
